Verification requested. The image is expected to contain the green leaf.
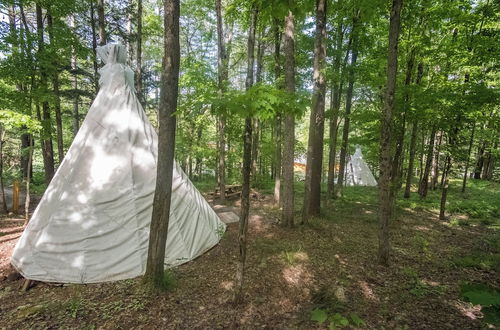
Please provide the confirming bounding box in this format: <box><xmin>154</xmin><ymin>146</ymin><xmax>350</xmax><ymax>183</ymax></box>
<box><xmin>463</xmin><ymin>291</ymin><xmax>500</xmax><ymax>307</ymax></box>
<box><xmin>310</xmin><ymin>308</ymin><xmax>328</xmax><ymax>324</ymax></box>
<box><xmin>350</xmin><ymin>312</ymin><xmax>366</xmax><ymax>327</ymax></box>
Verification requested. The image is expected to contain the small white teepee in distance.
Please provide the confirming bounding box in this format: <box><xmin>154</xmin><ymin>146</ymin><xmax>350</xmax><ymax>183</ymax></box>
<box><xmin>11</xmin><ymin>44</ymin><xmax>226</xmax><ymax>283</ymax></box>
<box><xmin>345</xmin><ymin>145</ymin><xmax>377</xmax><ymax>186</ymax></box>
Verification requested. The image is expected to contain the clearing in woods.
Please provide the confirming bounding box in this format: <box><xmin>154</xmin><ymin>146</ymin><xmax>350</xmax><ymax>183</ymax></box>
<box><xmin>0</xmin><ymin>179</ymin><xmax>498</xmax><ymax>328</ymax></box>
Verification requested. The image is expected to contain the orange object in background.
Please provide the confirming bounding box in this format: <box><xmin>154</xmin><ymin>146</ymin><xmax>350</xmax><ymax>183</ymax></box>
<box><xmin>12</xmin><ymin>180</ymin><xmax>19</xmax><ymax>213</ymax></box>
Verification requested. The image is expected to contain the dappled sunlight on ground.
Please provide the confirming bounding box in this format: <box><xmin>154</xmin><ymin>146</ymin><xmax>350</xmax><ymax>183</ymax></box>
<box><xmin>358</xmin><ymin>280</ymin><xmax>379</xmax><ymax>302</ymax></box>
<box><xmin>452</xmin><ymin>300</ymin><xmax>482</xmax><ymax>320</ymax></box>
<box><xmin>414</xmin><ymin>225</ymin><xmax>432</xmax><ymax>232</ymax></box>
<box><xmin>220</xmin><ymin>280</ymin><xmax>234</xmax><ymax>291</ymax></box>
<box><xmin>282</xmin><ymin>264</ymin><xmax>312</xmax><ymax>287</ymax></box>
<box><xmin>1</xmin><ymin>182</ymin><xmax>498</xmax><ymax>328</ymax></box>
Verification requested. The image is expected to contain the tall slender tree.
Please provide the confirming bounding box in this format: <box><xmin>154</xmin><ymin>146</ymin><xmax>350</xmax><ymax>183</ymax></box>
<box><xmin>235</xmin><ymin>4</ymin><xmax>257</xmax><ymax>302</ymax></box>
<box><xmin>144</xmin><ymin>0</ymin><xmax>180</xmax><ymax>289</ymax></box>
<box><xmin>273</xmin><ymin>20</ymin><xmax>282</xmax><ymax>205</ymax></box>
<box><xmin>378</xmin><ymin>0</ymin><xmax>403</xmax><ymax>266</ymax></box>
<box><xmin>215</xmin><ymin>0</ymin><xmax>228</xmax><ymax>202</ymax></box>
<box><xmin>335</xmin><ymin>14</ymin><xmax>359</xmax><ymax>198</ymax></box>
<box><xmin>282</xmin><ymin>10</ymin><xmax>296</xmax><ymax>227</ymax></box>
<box><xmin>302</xmin><ymin>0</ymin><xmax>327</xmax><ymax>222</ymax></box>
<box><xmin>327</xmin><ymin>17</ymin><xmax>345</xmax><ymax>198</ymax></box>
<box><xmin>136</xmin><ymin>0</ymin><xmax>144</xmax><ymax>105</ymax></box>
<box><xmin>36</xmin><ymin>3</ymin><xmax>55</xmax><ymax>185</ymax></box>
<box><xmin>47</xmin><ymin>9</ymin><xmax>64</xmax><ymax>164</ymax></box>
<box><xmin>97</xmin><ymin>0</ymin><xmax>107</xmax><ymax>46</ymax></box>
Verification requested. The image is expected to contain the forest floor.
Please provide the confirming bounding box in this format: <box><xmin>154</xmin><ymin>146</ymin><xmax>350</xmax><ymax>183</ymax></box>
<box><xmin>0</xmin><ymin>179</ymin><xmax>498</xmax><ymax>329</ymax></box>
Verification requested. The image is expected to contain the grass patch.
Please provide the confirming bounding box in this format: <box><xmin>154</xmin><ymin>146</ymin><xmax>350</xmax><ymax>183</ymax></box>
<box><xmin>453</xmin><ymin>254</ymin><xmax>500</xmax><ymax>272</ymax></box>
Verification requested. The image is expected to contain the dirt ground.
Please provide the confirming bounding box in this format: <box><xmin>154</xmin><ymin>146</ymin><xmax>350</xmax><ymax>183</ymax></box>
<box><xmin>0</xmin><ymin>191</ymin><xmax>498</xmax><ymax>329</ymax></box>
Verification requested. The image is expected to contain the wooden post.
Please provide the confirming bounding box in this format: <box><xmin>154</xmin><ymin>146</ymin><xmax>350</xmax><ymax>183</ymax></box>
<box><xmin>12</xmin><ymin>180</ymin><xmax>20</xmax><ymax>213</ymax></box>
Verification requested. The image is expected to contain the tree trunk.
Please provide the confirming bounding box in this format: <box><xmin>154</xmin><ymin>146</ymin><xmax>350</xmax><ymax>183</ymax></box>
<box><xmin>302</xmin><ymin>0</ymin><xmax>327</xmax><ymax>222</ymax></box>
<box><xmin>273</xmin><ymin>20</ymin><xmax>282</xmax><ymax>205</ymax></box>
<box><xmin>0</xmin><ymin>126</ymin><xmax>7</xmax><ymax>213</ymax></box>
<box><xmin>327</xmin><ymin>19</ymin><xmax>344</xmax><ymax>197</ymax></box>
<box><xmin>69</xmin><ymin>15</ymin><xmax>80</xmax><ymax>137</ymax></box>
<box><xmin>391</xmin><ymin>49</ymin><xmax>415</xmax><ymax>189</ymax></box>
<box><xmin>403</xmin><ymin>121</ymin><xmax>418</xmax><ymax>198</ymax></box>
<box><xmin>24</xmin><ymin>136</ymin><xmax>34</xmax><ymax>222</ymax></box>
<box><xmin>274</xmin><ymin>118</ymin><xmax>282</xmax><ymax>204</ymax></box>
<box><xmin>418</xmin><ymin>128</ymin><xmax>436</xmax><ymax>198</ymax></box>
<box><xmin>439</xmin><ymin>155</ymin><xmax>451</xmax><ymax>220</ymax></box>
<box><xmin>20</xmin><ymin>133</ymin><xmax>32</xmax><ymax>179</ymax></box>
<box><xmin>90</xmin><ymin>0</ymin><xmax>99</xmax><ymax>94</ymax></box>
<box><xmin>474</xmin><ymin>142</ymin><xmax>485</xmax><ymax>179</ymax></box>
<box><xmin>485</xmin><ymin>142</ymin><xmax>497</xmax><ymax>180</ymax></box>
<box><xmin>251</xmin><ymin>30</ymin><xmax>263</xmax><ymax>181</ymax></box>
<box><xmin>215</xmin><ymin>0</ymin><xmax>229</xmax><ymax>202</ymax></box>
<box><xmin>335</xmin><ymin>15</ymin><xmax>359</xmax><ymax>198</ymax></box>
<box><xmin>47</xmin><ymin>11</ymin><xmax>64</xmax><ymax>164</ymax></box>
<box><xmin>36</xmin><ymin>3</ymin><xmax>55</xmax><ymax>185</ymax></box>
<box><xmin>144</xmin><ymin>0</ymin><xmax>180</xmax><ymax>290</ymax></box>
<box><xmin>431</xmin><ymin>131</ymin><xmax>442</xmax><ymax>190</ymax></box>
<box><xmin>404</xmin><ymin>64</ymin><xmax>424</xmax><ymax>196</ymax></box>
<box><xmin>282</xmin><ymin>10</ymin><xmax>295</xmax><ymax>227</ymax></box>
<box><xmin>482</xmin><ymin>147</ymin><xmax>492</xmax><ymax>179</ymax></box>
<box><xmin>461</xmin><ymin>122</ymin><xmax>475</xmax><ymax>192</ymax></box>
<box><xmin>97</xmin><ymin>0</ymin><xmax>107</xmax><ymax>46</ymax></box>
<box><xmin>251</xmin><ymin>119</ymin><xmax>260</xmax><ymax>182</ymax></box>
<box><xmin>136</xmin><ymin>0</ymin><xmax>144</xmax><ymax>106</ymax></box>
<box><xmin>418</xmin><ymin>129</ymin><xmax>425</xmax><ymax>183</ymax></box>
<box><xmin>378</xmin><ymin>0</ymin><xmax>403</xmax><ymax>266</ymax></box>
<box><xmin>235</xmin><ymin>5</ymin><xmax>258</xmax><ymax>303</ymax></box>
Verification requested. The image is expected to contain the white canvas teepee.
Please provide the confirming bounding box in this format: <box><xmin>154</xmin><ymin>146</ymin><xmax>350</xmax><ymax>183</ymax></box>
<box><xmin>345</xmin><ymin>145</ymin><xmax>377</xmax><ymax>186</ymax></box>
<box><xmin>11</xmin><ymin>44</ymin><xmax>226</xmax><ymax>284</ymax></box>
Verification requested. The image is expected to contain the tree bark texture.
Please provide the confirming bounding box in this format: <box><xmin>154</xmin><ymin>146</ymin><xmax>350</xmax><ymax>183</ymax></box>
<box><xmin>47</xmin><ymin>11</ymin><xmax>64</xmax><ymax>164</ymax></box>
<box><xmin>418</xmin><ymin>128</ymin><xmax>436</xmax><ymax>198</ymax></box>
<box><xmin>36</xmin><ymin>3</ymin><xmax>55</xmax><ymax>185</ymax></box>
<box><xmin>215</xmin><ymin>0</ymin><xmax>228</xmax><ymax>202</ymax></box>
<box><xmin>136</xmin><ymin>0</ymin><xmax>144</xmax><ymax>105</ymax></box>
<box><xmin>97</xmin><ymin>0</ymin><xmax>107</xmax><ymax>46</ymax></box>
<box><xmin>327</xmin><ymin>20</ymin><xmax>344</xmax><ymax>197</ymax></box>
<box><xmin>335</xmin><ymin>18</ymin><xmax>359</xmax><ymax>198</ymax></box>
<box><xmin>431</xmin><ymin>131</ymin><xmax>442</xmax><ymax>190</ymax></box>
<box><xmin>403</xmin><ymin>121</ymin><xmax>418</xmax><ymax>198</ymax></box>
<box><xmin>461</xmin><ymin>122</ymin><xmax>475</xmax><ymax>192</ymax></box>
<box><xmin>235</xmin><ymin>5</ymin><xmax>257</xmax><ymax>303</ymax></box>
<box><xmin>282</xmin><ymin>11</ymin><xmax>296</xmax><ymax>227</ymax></box>
<box><xmin>378</xmin><ymin>0</ymin><xmax>403</xmax><ymax>266</ymax></box>
<box><xmin>302</xmin><ymin>0</ymin><xmax>327</xmax><ymax>222</ymax></box>
<box><xmin>144</xmin><ymin>0</ymin><xmax>180</xmax><ymax>289</ymax></box>
<box><xmin>273</xmin><ymin>21</ymin><xmax>282</xmax><ymax>205</ymax></box>
<box><xmin>0</xmin><ymin>126</ymin><xmax>7</xmax><ymax>213</ymax></box>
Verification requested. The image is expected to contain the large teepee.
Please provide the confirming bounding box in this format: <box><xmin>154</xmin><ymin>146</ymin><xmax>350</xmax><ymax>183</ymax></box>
<box><xmin>345</xmin><ymin>145</ymin><xmax>378</xmax><ymax>186</ymax></box>
<box><xmin>11</xmin><ymin>44</ymin><xmax>226</xmax><ymax>284</ymax></box>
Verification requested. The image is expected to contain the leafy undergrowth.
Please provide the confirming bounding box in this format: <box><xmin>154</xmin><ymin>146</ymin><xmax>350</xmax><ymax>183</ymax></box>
<box><xmin>0</xmin><ymin>181</ymin><xmax>498</xmax><ymax>329</ymax></box>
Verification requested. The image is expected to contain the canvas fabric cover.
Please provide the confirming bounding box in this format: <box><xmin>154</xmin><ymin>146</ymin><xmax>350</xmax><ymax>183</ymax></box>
<box><xmin>11</xmin><ymin>44</ymin><xmax>226</xmax><ymax>283</ymax></box>
<box><xmin>345</xmin><ymin>145</ymin><xmax>377</xmax><ymax>186</ymax></box>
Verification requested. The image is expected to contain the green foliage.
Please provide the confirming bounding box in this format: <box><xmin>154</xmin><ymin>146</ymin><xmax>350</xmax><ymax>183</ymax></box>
<box><xmin>401</xmin><ymin>267</ymin><xmax>445</xmax><ymax>297</ymax></box>
<box><xmin>453</xmin><ymin>254</ymin><xmax>500</xmax><ymax>272</ymax></box>
<box><xmin>220</xmin><ymin>84</ymin><xmax>307</xmax><ymax>119</ymax></box>
<box><xmin>460</xmin><ymin>282</ymin><xmax>500</xmax><ymax>326</ymax></box>
<box><xmin>65</xmin><ymin>297</ymin><xmax>85</xmax><ymax>319</ymax></box>
<box><xmin>310</xmin><ymin>308</ymin><xmax>365</xmax><ymax>329</ymax></box>
<box><xmin>310</xmin><ymin>308</ymin><xmax>328</xmax><ymax>324</ymax></box>
<box><xmin>0</xmin><ymin>110</ymin><xmax>40</xmax><ymax>133</ymax></box>
<box><xmin>413</xmin><ymin>234</ymin><xmax>431</xmax><ymax>258</ymax></box>
<box><xmin>161</xmin><ymin>270</ymin><xmax>177</xmax><ymax>292</ymax></box>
